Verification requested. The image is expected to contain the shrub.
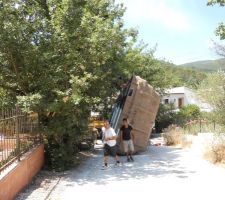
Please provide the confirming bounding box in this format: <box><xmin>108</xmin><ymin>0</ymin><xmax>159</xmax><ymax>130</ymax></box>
<box><xmin>204</xmin><ymin>134</ymin><xmax>225</xmax><ymax>164</ymax></box>
<box><xmin>163</xmin><ymin>125</ymin><xmax>182</xmax><ymax>146</ymax></box>
<box><xmin>155</xmin><ymin>103</ymin><xmax>177</xmax><ymax>133</ymax></box>
<box><xmin>156</xmin><ymin>104</ymin><xmax>202</xmax><ymax>133</ymax></box>
<box><xmin>175</xmin><ymin>104</ymin><xmax>201</xmax><ymax>126</ymax></box>
<box><xmin>163</xmin><ymin>125</ymin><xmax>192</xmax><ymax>148</ymax></box>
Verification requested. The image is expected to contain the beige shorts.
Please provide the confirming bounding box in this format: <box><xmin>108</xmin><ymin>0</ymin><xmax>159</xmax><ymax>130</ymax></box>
<box><xmin>123</xmin><ymin>139</ymin><xmax>134</xmax><ymax>152</ymax></box>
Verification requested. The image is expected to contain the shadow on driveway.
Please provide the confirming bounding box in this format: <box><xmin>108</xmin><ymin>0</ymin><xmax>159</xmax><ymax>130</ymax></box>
<box><xmin>63</xmin><ymin>146</ymin><xmax>196</xmax><ymax>186</ymax></box>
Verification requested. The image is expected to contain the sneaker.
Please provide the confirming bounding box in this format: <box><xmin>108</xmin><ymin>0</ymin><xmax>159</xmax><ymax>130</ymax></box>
<box><xmin>101</xmin><ymin>165</ymin><xmax>109</xmax><ymax>170</ymax></box>
<box><xmin>130</xmin><ymin>156</ymin><xmax>134</xmax><ymax>162</ymax></box>
<box><xmin>115</xmin><ymin>161</ymin><xmax>121</xmax><ymax>166</ymax></box>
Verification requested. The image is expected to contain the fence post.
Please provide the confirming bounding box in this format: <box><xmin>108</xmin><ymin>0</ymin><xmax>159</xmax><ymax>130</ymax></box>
<box><xmin>37</xmin><ymin>113</ymin><xmax>42</xmax><ymax>144</ymax></box>
<box><xmin>15</xmin><ymin>113</ymin><xmax>21</xmax><ymax>162</ymax></box>
<box><xmin>199</xmin><ymin>119</ymin><xmax>202</xmax><ymax>133</ymax></box>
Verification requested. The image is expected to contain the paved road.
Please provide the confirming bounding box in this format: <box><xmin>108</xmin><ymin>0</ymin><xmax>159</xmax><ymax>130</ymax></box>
<box><xmin>16</xmin><ymin>139</ymin><xmax>225</xmax><ymax>200</ymax></box>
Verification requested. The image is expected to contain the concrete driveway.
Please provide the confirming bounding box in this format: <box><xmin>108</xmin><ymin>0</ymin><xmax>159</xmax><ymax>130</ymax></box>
<box><xmin>16</xmin><ymin>138</ymin><xmax>225</xmax><ymax>200</ymax></box>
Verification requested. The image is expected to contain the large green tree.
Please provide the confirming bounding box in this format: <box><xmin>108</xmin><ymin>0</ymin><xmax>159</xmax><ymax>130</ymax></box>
<box><xmin>0</xmin><ymin>0</ymin><xmax>131</xmax><ymax>105</ymax></box>
<box><xmin>119</xmin><ymin>45</ymin><xmax>172</xmax><ymax>93</ymax></box>
<box><xmin>0</xmin><ymin>0</ymin><xmax>134</xmax><ymax>170</ymax></box>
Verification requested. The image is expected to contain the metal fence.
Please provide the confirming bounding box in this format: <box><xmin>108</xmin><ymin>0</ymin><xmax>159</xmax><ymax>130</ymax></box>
<box><xmin>184</xmin><ymin>119</ymin><xmax>225</xmax><ymax>135</ymax></box>
<box><xmin>0</xmin><ymin>107</ymin><xmax>41</xmax><ymax>174</ymax></box>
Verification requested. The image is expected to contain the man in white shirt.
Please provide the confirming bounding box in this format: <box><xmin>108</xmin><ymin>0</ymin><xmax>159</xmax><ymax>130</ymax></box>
<box><xmin>102</xmin><ymin>120</ymin><xmax>120</xmax><ymax>169</ymax></box>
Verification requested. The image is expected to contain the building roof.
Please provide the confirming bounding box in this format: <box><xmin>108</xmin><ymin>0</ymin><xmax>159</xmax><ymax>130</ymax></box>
<box><xmin>163</xmin><ymin>86</ymin><xmax>213</xmax><ymax>112</ymax></box>
<box><xmin>166</xmin><ymin>86</ymin><xmax>190</xmax><ymax>94</ymax></box>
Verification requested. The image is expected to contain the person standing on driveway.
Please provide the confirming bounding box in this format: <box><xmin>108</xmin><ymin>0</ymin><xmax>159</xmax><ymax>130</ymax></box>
<box><xmin>120</xmin><ymin>118</ymin><xmax>135</xmax><ymax>162</ymax></box>
<box><xmin>102</xmin><ymin>120</ymin><xmax>120</xmax><ymax>169</ymax></box>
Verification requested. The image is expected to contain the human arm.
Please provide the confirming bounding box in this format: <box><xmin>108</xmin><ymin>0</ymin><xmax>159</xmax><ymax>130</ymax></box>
<box><xmin>101</xmin><ymin>127</ymin><xmax>105</xmax><ymax>142</ymax></box>
<box><xmin>120</xmin><ymin>130</ymin><xmax>123</xmax><ymax>142</ymax></box>
<box><xmin>105</xmin><ymin>135</ymin><xmax>117</xmax><ymax>140</ymax></box>
<box><xmin>131</xmin><ymin>132</ymin><xmax>135</xmax><ymax>141</ymax></box>
<box><xmin>104</xmin><ymin>128</ymin><xmax>117</xmax><ymax>141</ymax></box>
<box><xmin>130</xmin><ymin>125</ymin><xmax>134</xmax><ymax>140</ymax></box>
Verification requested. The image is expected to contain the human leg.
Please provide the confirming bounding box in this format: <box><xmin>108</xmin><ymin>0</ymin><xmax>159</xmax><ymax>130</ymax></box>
<box><xmin>103</xmin><ymin>144</ymin><xmax>110</xmax><ymax>167</ymax></box>
<box><xmin>104</xmin><ymin>156</ymin><xmax>109</xmax><ymax>166</ymax></box>
<box><xmin>123</xmin><ymin>140</ymin><xmax>130</xmax><ymax>161</ymax></box>
<box><xmin>109</xmin><ymin>145</ymin><xmax>120</xmax><ymax>164</ymax></box>
<box><xmin>128</xmin><ymin>140</ymin><xmax>135</xmax><ymax>161</ymax></box>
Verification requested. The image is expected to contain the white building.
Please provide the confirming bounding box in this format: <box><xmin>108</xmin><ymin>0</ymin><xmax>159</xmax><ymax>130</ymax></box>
<box><xmin>162</xmin><ymin>86</ymin><xmax>212</xmax><ymax>112</ymax></box>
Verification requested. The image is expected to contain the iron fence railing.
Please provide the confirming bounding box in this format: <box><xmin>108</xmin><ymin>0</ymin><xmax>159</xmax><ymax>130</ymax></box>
<box><xmin>184</xmin><ymin>119</ymin><xmax>225</xmax><ymax>135</ymax></box>
<box><xmin>0</xmin><ymin>107</ymin><xmax>41</xmax><ymax>174</ymax></box>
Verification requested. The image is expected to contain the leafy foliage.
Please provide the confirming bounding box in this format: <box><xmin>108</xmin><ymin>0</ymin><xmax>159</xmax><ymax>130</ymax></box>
<box><xmin>207</xmin><ymin>0</ymin><xmax>225</xmax><ymax>40</ymax></box>
<box><xmin>165</xmin><ymin>63</ymin><xmax>207</xmax><ymax>89</ymax></box>
<box><xmin>155</xmin><ymin>103</ymin><xmax>176</xmax><ymax>133</ymax></box>
<box><xmin>207</xmin><ymin>0</ymin><xmax>225</xmax><ymax>6</ymax></box>
<box><xmin>0</xmin><ymin>87</ymin><xmax>14</xmax><ymax>106</ymax></box>
<box><xmin>119</xmin><ymin>46</ymin><xmax>173</xmax><ymax>93</ymax></box>
<box><xmin>198</xmin><ymin>71</ymin><xmax>225</xmax><ymax>124</ymax></box>
<box><xmin>175</xmin><ymin>104</ymin><xmax>201</xmax><ymax>126</ymax></box>
<box><xmin>156</xmin><ymin>104</ymin><xmax>201</xmax><ymax>132</ymax></box>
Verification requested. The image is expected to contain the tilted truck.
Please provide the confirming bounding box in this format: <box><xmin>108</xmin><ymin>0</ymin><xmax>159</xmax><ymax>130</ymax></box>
<box><xmin>110</xmin><ymin>76</ymin><xmax>160</xmax><ymax>153</ymax></box>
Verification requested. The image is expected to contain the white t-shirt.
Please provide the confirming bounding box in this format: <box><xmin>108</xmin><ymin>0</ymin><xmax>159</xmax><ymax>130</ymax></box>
<box><xmin>102</xmin><ymin>127</ymin><xmax>117</xmax><ymax>147</ymax></box>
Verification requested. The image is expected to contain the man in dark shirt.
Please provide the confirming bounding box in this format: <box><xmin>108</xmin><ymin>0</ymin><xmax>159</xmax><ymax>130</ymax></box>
<box><xmin>120</xmin><ymin>118</ymin><xmax>134</xmax><ymax>162</ymax></box>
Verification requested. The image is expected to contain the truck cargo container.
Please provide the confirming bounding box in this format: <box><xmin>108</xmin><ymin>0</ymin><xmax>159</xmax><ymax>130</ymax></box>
<box><xmin>110</xmin><ymin>76</ymin><xmax>160</xmax><ymax>153</ymax></box>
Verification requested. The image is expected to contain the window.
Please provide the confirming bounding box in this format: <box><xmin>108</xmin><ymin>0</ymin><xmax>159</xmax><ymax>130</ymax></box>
<box><xmin>164</xmin><ymin>99</ymin><xmax>169</xmax><ymax>104</ymax></box>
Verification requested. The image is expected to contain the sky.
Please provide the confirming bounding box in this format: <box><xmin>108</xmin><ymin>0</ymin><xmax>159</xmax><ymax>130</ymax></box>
<box><xmin>115</xmin><ymin>0</ymin><xmax>225</xmax><ymax>65</ymax></box>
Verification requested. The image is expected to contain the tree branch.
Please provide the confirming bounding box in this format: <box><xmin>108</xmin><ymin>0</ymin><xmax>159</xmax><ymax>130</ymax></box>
<box><xmin>0</xmin><ymin>83</ymin><xmax>25</xmax><ymax>95</ymax></box>
<box><xmin>207</xmin><ymin>0</ymin><xmax>225</xmax><ymax>6</ymax></box>
<box><xmin>35</xmin><ymin>0</ymin><xmax>51</xmax><ymax>20</ymax></box>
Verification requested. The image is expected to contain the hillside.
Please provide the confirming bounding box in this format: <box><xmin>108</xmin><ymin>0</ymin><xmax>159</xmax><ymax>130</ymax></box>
<box><xmin>180</xmin><ymin>58</ymin><xmax>225</xmax><ymax>72</ymax></box>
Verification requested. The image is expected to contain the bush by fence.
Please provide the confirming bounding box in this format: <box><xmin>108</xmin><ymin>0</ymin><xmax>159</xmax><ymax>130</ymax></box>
<box><xmin>162</xmin><ymin>125</ymin><xmax>192</xmax><ymax>148</ymax></box>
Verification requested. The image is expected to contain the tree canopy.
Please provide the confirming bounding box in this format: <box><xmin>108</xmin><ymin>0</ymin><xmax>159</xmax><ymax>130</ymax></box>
<box><xmin>197</xmin><ymin>71</ymin><xmax>225</xmax><ymax>124</ymax></box>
